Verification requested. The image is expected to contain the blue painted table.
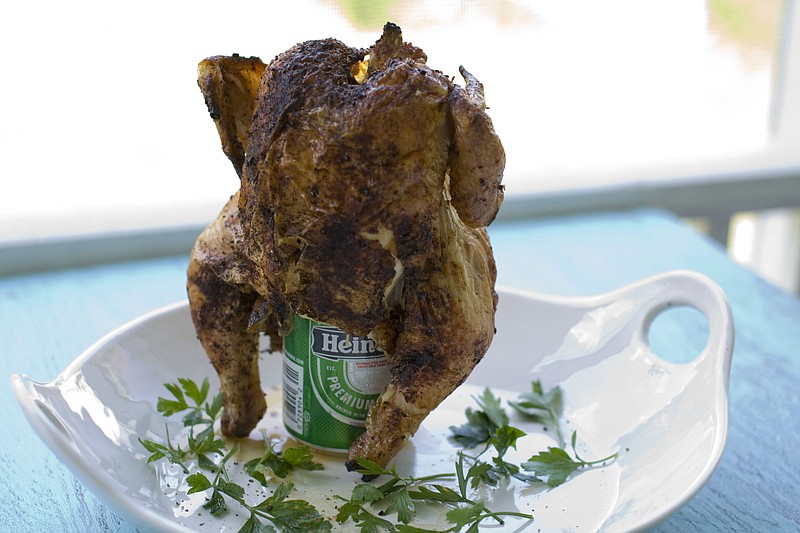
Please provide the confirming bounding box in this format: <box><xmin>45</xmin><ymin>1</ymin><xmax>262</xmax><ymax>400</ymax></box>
<box><xmin>2</xmin><ymin>209</ymin><xmax>798</xmax><ymax>531</ymax></box>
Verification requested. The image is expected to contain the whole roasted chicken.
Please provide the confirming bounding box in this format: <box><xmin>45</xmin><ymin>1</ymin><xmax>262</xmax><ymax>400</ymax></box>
<box><xmin>188</xmin><ymin>23</ymin><xmax>505</xmax><ymax>470</ymax></box>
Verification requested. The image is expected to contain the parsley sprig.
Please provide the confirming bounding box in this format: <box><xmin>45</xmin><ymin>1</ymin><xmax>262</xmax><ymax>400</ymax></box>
<box><xmin>337</xmin><ymin>454</ymin><xmax>533</xmax><ymax>532</ymax></box>
<box><xmin>449</xmin><ymin>388</ymin><xmax>509</xmax><ymax>449</ymax></box>
<box><xmin>448</xmin><ymin>388</ymin><xmax>538</xmax><ymax>485</ymax></box>
<box><xmin>139</xmin><ymin>377</ymin><xmax>225</xmax><ymax>472</ymax></box>
<box><xmin>447</xmin><ymin>381</ymin><xmax>617</xmax><ymax>489</ymax></box>
<box><xmin>139</xmin><ymin>378</ymin><xmax>331</xmax><ymax>533</ymax></box>
<box><xmin>187</xmin><ymin>443</ymin><xmax>331</xmax><ymax>532</ymax></box>
<box><xmin>522</xmin><ymin>430</ymin><xmax>619</xmax><ymax>487</ymax></box>
<box><xmin>245</xmin><ymin>439</ymin><xmax>324</xmax><ymax>482</ymax></box>
<box><xmin>140</xmin><ymin>377</ymin><xmax>618</xmax><ymax>532</ymax></box>
<box><xmin>334</xmin><ymin>380</ymin><xmax>618</xmax><ymax>531</ymax></box>
<box><xmin>509</xmin><ymin>380</ymin><xmax>565</xmax><ymax>446</ymax></box>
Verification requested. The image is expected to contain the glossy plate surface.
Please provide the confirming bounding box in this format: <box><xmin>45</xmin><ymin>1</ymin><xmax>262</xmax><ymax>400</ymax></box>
<box><xmin>12</xmin><ymin>270</ymin><xmax>733</xmax><ymax>532</ymax></box>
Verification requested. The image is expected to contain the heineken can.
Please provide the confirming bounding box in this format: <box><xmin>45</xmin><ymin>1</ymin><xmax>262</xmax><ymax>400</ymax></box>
<box><xmin>282</xmin><ymin>315</ymin><xmax>391</xmax><ymax>452</ymax></box>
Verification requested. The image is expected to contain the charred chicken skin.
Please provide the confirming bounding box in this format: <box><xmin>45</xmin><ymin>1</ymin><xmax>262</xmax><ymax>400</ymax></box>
<box><xmin>188</xmin><ymin>23</ymin><xmax>505</xmax><ymax>470</ymax></box>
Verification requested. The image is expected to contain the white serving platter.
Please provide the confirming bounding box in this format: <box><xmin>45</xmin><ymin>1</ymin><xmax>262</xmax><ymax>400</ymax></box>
<box><xmin>12</xmin><ymin>270</ymin><xmax>733</xmax><ymax>532</ymax></box>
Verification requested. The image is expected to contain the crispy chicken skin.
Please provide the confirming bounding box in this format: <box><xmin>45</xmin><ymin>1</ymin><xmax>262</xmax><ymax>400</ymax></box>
<box><xmin>187</xmin><ymin>23</ymin><xmax>505</xmax><ymax>469</ymax></box>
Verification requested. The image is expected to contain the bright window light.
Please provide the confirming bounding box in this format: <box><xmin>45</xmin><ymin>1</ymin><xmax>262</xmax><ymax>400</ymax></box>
<box><xmin>731</xmin><ymin>213</ymin><xmax>757</xmax><ymax>263</ymax></box>
<box><xmin>0</xmin><ymin>0</ymin><xmax>786</xmax><ymax>242</ymax></box>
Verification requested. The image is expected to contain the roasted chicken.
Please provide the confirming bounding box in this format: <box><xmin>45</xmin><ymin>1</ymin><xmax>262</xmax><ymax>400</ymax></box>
<box><xmin>187</xmin><ymin>22</ymin><xmax>505</xmax><ymax>470</ymax></box>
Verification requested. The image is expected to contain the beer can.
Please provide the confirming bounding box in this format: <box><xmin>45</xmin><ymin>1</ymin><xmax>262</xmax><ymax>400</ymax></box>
<box><xmin>282</xmin><ymin>315</ymin><xmax>391</xmax><ymax>452</ymax></box>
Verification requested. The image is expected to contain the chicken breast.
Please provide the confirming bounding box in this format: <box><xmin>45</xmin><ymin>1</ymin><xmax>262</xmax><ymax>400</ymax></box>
<box><xmin>187</xmin><ymin>22</ymin><xmax>505</xmax><ymax>470</ymax></box>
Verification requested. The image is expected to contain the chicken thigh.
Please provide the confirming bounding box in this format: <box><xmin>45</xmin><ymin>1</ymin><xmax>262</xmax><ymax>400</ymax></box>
<box><xmin>187</xmin><ymin>22</ymin><xmax>505</xmax><ymax>470</ymax></box>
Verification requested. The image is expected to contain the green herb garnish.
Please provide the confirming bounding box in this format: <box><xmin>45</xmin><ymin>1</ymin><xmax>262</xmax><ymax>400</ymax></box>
<box><xmin>447</xmin><ymin>380</ymin><xmax>616</xmax><ymax>489</ymax></box>
<box><xmin>509</xmin><ymin>379</ymin><xmax>565</xmax><ymax>446</ymax></box>
<box><xmin>244</xmin><ymin>440</ymin><xmax>324</xmax><ymax>482</ymax></box>
<box><xmin>140</xmin><ymin>377</ymin><xmax>618</xmax><ymax>532</ymax></box>
<box><xmin>337</xmin><ymin>454</ymin><xmax>533</xmax><ymax>532</ymax></box>
<box><xmin>448</xmin><ymin>388</ymin><xmax>507</xmax><ymax>449</ymax></box>
<box><xmin>139</xmin><ymin>377</ymin><xmax>225</xmax><ymax>472</ymax></box>
<box><xmin>188</xmin><ymin>446</ymin><xmax>330</xmax><ymax>532</ymax></box>
<box><xmin>522</xmin><ymin>430</ymin><xmax>619</xmax><ymax>487</ymax></box>
<box><xmin>139</xmin><ymin>378</ymin><xmax>332</xmax><ymax>533</ymax></box>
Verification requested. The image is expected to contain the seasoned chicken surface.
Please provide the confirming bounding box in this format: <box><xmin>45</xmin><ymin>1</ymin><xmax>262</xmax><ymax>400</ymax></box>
<box><xmin>187</xmin><ymin>23</ymin><xmax>505</xmax><ymax>469</ymax></box>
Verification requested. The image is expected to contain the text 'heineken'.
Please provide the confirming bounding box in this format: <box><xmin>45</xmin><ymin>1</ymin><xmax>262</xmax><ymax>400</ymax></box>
<box><xmin>282</xmin><ymin>316</ymin><xmax>392</xmax><ymax>452</ymax></box>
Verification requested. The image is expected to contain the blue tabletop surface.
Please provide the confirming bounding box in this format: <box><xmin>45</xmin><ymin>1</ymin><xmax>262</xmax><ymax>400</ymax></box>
<box><xmin>2</xmin><ymin>208</ymin><xmax>798</xmax><ymax>532</ymax></box>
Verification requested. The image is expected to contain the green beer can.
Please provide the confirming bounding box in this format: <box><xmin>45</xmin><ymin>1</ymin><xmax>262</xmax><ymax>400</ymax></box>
<box><xmin>282</xmin><ymin>315</ymin><xmax>391</xmax><ymax>452</ymax></box>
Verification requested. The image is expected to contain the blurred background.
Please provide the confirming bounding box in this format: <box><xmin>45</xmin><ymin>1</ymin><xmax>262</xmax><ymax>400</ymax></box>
<box><xmin>1</xmin><ymin>0</ymin><xmax>798</xmax><ymax>292</ymax></box>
